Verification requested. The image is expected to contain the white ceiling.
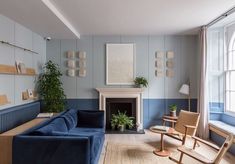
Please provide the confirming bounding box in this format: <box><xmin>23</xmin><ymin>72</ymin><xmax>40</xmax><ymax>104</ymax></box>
<box><xmin>0</xmin><ymin>0</ymin><xmax>235</xmax><ymax>39</ymax></box>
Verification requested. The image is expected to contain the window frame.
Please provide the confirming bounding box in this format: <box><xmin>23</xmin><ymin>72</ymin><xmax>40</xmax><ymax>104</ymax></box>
<box><xmin>225</xmin><ymin>30</ymin><xmax>235</xmax><ymax>113</ymax></box>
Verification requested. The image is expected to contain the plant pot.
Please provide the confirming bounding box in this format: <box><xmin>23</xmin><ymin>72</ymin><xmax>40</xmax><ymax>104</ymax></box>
<box><xmin>119</xmin><ymin>125</ymin><xmax>125</xmax><ymax>132</ymax></box>
<box><xmin>111</xmin><ymin>126</ymin><xmax>116</xmax><ymax>130</ymax></box>
<box><xmin>170</xmin><ymin>111</ymin><xmax>176</xmax><ymax>117</ymax></box>
<box><xmin>139</xmin><ymin>84</ymin><xmax>144</xmax><ymax>88</ymax></box>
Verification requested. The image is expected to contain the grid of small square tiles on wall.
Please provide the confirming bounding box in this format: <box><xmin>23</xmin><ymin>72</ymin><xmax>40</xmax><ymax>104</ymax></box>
<box><xmin>66</xmin><ymin>51</ymin><xmax>87</xmax><ymax>77</ymax></box>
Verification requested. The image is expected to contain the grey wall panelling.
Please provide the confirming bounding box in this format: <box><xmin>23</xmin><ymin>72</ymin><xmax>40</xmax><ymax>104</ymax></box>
<box><xmin>0</xmin><ymin>14</ymin><xmax>46</xmax><ymax>110</ymax></box>
<box><xmin>76</xmin><ymin>36</ymin><xmax>95</xmax><ymax>98</ymax></box>
<box><xmin>47</xmin><ymin>35</ymin><xmax>198</xmax><ymax>100</ymax></box>
<box><xmin>148</xmin><ymin>36</ymin><xmax>165</xmax><ymax>99</ymax></box>
<box><xmin>92</xmin><ymin>36</ymin><xmax>121</xmax><ymax>89</ymax></box>
<box><xmin>120</xmin><ymin>36</ymin><xmax>149</xmax><ymax>98</ymax></box>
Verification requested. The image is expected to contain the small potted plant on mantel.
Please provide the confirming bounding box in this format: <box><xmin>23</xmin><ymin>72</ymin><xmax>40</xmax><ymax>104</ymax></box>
<box><xmin>169</xmin><ymin>104</ymin><xmax>177</xmax><ymax>117</ymax></box>
<box><xmin>111</xmin><ymin>111</ymin><xmax>134</xmax><ymax>132</ymax></box>
<box><xmin>134</xmin><ymin>76</ymin><xmax>148</xmax><ymax>88</ymax></box>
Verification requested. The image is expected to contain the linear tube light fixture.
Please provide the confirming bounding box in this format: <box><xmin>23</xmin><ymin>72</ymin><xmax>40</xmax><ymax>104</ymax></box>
<box><xmin>41</xmin><ymin>0</ymin><xmax>80</xmax><ymax>38</ymax></box>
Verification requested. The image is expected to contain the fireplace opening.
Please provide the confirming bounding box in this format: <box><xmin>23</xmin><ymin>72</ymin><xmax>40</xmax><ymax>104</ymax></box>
<box><xmin>106</xmin><ymin>98</ymin><xmax>136</xmax><ymax>130</ymax></box>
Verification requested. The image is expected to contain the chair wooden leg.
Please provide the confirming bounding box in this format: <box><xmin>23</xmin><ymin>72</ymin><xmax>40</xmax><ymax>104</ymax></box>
<box><xmin>182</xmin><ymin>127</ymin><xmax>189</xmax><ymax>145</ymax></box>
<box><xmin>193</xmin><ymin>140</ymin><xmax>197</xmax><ymax>149</ymax></box>
<box><xmin>196</xmin><ymin>142</ymin><xmax>200</xmax><ymax>147</ymax></box>
<box><xmin>162</xmin><ymin>120</ymin><xmax>166</xmax><ymax>126</ymax></box>
<box><xmin>179</xmin><ymin>152</ymin><xmax>184</xmax><ymax>164</ymax></box>
<box><xmin>182</xmin><ymin>135</ymin><xmax>187</xmax><ymax>145</ymax></box>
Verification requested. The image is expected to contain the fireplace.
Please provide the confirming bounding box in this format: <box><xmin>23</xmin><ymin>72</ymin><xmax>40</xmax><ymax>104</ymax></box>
<box><xmin>106</xmin><ymin>98</ymin><xmax>136</xmax><ymax>130</ymax></box>
<box><xmin>96</xmin><ymin>88</ymin><xmax>144</xmax><ymax>131</ymax></box>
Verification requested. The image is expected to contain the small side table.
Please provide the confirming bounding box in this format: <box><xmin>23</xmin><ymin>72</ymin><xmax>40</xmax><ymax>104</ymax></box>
<box><xmin>150</xmin><ymin>126</ymin><xmax>174</xmax><ymax>157</ymax></box>
<box><xmin>163</xmin><ymin>115</ymin><xmax>178</xmax><ymax>128</ymax></box>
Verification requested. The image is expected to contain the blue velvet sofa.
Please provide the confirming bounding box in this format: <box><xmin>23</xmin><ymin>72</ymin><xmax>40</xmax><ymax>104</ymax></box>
<box><xmin>12</xmin><ymin>109</ymin><xmax>105</xmax><ymax>164</ymax></box>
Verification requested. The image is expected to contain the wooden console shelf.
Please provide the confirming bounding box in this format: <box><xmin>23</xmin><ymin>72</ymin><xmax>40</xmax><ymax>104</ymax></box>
<box><xmin>0</xmin><ymin>64</ymin><xmax>36</xmax><ymax>76</ymax></box>
<box><xmin>0</xmin><ymin>118</ymin><xmax>46</xmax><ymax>164</ymax></box>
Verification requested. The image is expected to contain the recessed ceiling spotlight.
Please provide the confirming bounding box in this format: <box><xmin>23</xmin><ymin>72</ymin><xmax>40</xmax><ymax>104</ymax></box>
<box><xmin>44</xmin><ymin>37</ymin><xmax>52</xmax><ymax>41</ymax></box>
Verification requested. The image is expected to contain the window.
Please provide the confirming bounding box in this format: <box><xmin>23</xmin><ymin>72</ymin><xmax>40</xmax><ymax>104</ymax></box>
<box><xmin>225</xmin><ymin>32</ymin><xmax>235</xmax><ymax>112</ymax></box>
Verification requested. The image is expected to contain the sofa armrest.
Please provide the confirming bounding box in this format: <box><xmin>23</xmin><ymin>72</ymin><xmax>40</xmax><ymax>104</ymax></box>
<box><xmin>77</xmin><ymin>110</ymin><xmax>105</xmax><ymax>129</ymax></box>
<box><xmin>13</xmin><ymin>135</ymin><xmax>91</xmax><ymax>164</ymax></box>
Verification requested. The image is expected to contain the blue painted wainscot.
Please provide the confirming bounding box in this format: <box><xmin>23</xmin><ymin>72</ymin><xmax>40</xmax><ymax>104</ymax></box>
<box><xmin>64</xmin><ymin>98</ymin><xmax>197</xmax><ymax>128</ymax></box>
<box><xmin>0</xmin><ymin>102</ymin><xmax>40</xmax><ymax>133</ymax></box>
<box><xmin>209</xmin><ymin>102</ymin><xmax>235</xmax><ymax>155</ymax></box>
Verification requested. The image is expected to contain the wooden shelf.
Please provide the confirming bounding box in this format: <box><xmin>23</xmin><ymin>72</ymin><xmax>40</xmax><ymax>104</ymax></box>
<box><xmin>0</xmin><ymin>64</ymin><xmax>17</xmax><ymax>74</ymax></box>
<box><xmin>0</xmin><ymin>64</ymin><xmax>36</xmax><ymax>76</ymax></box>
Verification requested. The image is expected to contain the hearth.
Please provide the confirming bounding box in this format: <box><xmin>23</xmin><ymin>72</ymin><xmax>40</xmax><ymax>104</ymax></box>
<box><xmin>106</xmin><ymin>98</ymin><xmax>136</xmax><ymax>130</ymax></box>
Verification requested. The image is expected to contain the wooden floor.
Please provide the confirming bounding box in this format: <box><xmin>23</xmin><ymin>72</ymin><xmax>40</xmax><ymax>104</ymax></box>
<box><xmin>99</xmin><ymin>130</ymin><xmax>235</xmax><ymax>164</ymax></box>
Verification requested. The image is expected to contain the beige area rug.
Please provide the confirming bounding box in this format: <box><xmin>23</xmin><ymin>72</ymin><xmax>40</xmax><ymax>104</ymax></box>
<box><xmin>102</xmin><ymin>141</ymin><xmax>234</xmax><ymax>164</ymax></box>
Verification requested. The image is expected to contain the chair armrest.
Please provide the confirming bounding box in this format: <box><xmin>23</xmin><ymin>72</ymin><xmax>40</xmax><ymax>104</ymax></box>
<box><xmin>192</xmin><ymin>136</ymin><xmax>220</xmax><ymax>150</ymax></box>
<box><xmin>184</xmin><ymin>125</ymin><xmax>197</xmax><ymax>129</ymax></box>
<box><xmin>182</xmin><ymin>125</ymin><xmax>197</xmax><ymax>145</ymax></box>
<box><xmin>162</xmin><ymin>118</ymin><xmax>177</xmax><ymax>123</ymax></box>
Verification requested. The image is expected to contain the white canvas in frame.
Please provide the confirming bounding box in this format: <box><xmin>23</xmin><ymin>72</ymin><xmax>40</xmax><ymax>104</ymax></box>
<box><xmin>106</xmin><ymin>43</ymin><xmax>135</xmax><ymax>85</ymax></box>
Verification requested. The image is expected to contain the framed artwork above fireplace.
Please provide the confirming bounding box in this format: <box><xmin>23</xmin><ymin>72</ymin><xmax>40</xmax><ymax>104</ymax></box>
<box><xmin>106</xmin><ymin>43</ymin><xmax>136</xmax><ymax>85</ymax></box>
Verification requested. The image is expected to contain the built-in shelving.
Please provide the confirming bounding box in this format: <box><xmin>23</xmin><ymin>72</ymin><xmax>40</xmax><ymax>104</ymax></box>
<box><xmin>0</xmin><ymin>64</ymin><xmax>36</xmax><ymax>76</ymax></box>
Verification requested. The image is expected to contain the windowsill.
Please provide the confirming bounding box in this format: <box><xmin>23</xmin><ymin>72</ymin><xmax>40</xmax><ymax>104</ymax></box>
<box><xmin>224</xmin><ymin>111</ymin><xmax>235</xmax><ymax>118</ymax></box>
<box><xmin>210</xmin><ymin>111</ymin><xmax>224</xmax><ymax>114</ymax></box>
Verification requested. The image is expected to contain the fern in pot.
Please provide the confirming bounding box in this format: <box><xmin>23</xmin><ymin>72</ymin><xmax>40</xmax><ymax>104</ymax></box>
<box><xmin>38</xmin><ymin>60</ymin><xmax>66</xmax><ymax>113</ymax></box>
<box><xmin>111</xmin><ymin>111</ymin><xmax>134</xmax><ymax>132</ymax></box>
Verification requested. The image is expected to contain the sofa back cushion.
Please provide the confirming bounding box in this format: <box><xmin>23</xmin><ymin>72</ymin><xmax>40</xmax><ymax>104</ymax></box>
<box><xmin>31</xmin><ymin>117</ymin><xmax>68</xmax><ymax>135</ymax></box>
<box><xmin>59</xmin><ymin>109</ymin><xmax>78</xmax><ymax>130</ymax></box>
<box><xmin>77</xmin><ymin>110</ymin><xmax>104</xmax><ymax>128</ymax></box>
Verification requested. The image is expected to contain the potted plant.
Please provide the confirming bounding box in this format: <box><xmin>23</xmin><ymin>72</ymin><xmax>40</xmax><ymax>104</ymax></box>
<box><xmin>38</xmin><ymin>60</ymin><xmax>66</xmax><ymax>113</ymax></box>
<box><xmin>134</xmin><ymin>76</ymin><xmax>148</xmax><ymax>88</ymax></box>
<box><xmin>169</xmin><ymin>104</ymin><xmax>177</xmax><ymax>117</ymax></box>
<box><xmin>111</xmin><ymin>111</ymin><xmax>134</xmax><ymax>132</ymax></box>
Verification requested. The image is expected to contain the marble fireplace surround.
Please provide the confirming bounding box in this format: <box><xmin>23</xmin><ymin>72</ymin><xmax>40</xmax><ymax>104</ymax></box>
<box><xmin>96</xmin><ymin>88</ymin><xmax>144</xmax><ymax>130</ymax></box>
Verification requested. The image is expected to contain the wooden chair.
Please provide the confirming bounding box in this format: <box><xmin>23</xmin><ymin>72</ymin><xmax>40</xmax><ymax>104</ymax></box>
<box><xmin>169</xmin><ymin>134</ymin><xmax>234</xmax><ymax>164</ymax></box>
<box><xmin>163</xmin><ymin>110</ymin><xmax>200</xmax><ymax>145</ymax></box>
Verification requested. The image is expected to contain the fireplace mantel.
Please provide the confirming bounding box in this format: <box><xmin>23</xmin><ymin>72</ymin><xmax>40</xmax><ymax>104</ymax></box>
<box><xmin>96</xmin><ymin>88</ymin><xmax>144</xmax><ymax>130</ymax></box>
<box><xmin>96</xmin><ymin>88</ymin><xmax>144</xmax><ymax>93</ymax></box>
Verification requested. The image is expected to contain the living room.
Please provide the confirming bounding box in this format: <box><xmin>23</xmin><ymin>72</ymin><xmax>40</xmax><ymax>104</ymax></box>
<box><xmin>0</xmin><ymin>0</ymin><xmax>235</xmax><ymax>164</ymax></box>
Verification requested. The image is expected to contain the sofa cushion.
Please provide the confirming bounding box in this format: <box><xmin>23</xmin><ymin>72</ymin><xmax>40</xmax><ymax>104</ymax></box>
<box><xmin>31</xmin><ymin>118</ymin><xmax>68</xmax><ymax>135</ymax></box>
<box><xmin>60</xmin><ymin>109</ymin><xmax>78</xmax><ymax>130</ymax></box>
<box><xmin>77</xmin><ymin>110</ymin><xmax>104</xmax><ymax>128</ymax></box>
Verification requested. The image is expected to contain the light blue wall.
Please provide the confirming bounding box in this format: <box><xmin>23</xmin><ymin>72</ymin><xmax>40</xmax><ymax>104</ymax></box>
<box><xmin>47</xmin><ymin>35</ymin><xmax>198</xmax><ymax>99</ymax></box>
<box><xmin>47</xmin><ymin>35</ymin><xmax>199</xmax><ymax>127</ymax></box>
<box><xmin>0</xmin><ymin>14</ymin><xmax>46</xmax><ymax>110</ymax></box>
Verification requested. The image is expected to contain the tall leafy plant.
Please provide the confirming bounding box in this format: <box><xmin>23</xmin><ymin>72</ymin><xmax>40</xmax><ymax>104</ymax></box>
<box><xmin>38</xmin><ymin>60</ymin><xmax>66</xmax><ymax>113</ymax></box>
